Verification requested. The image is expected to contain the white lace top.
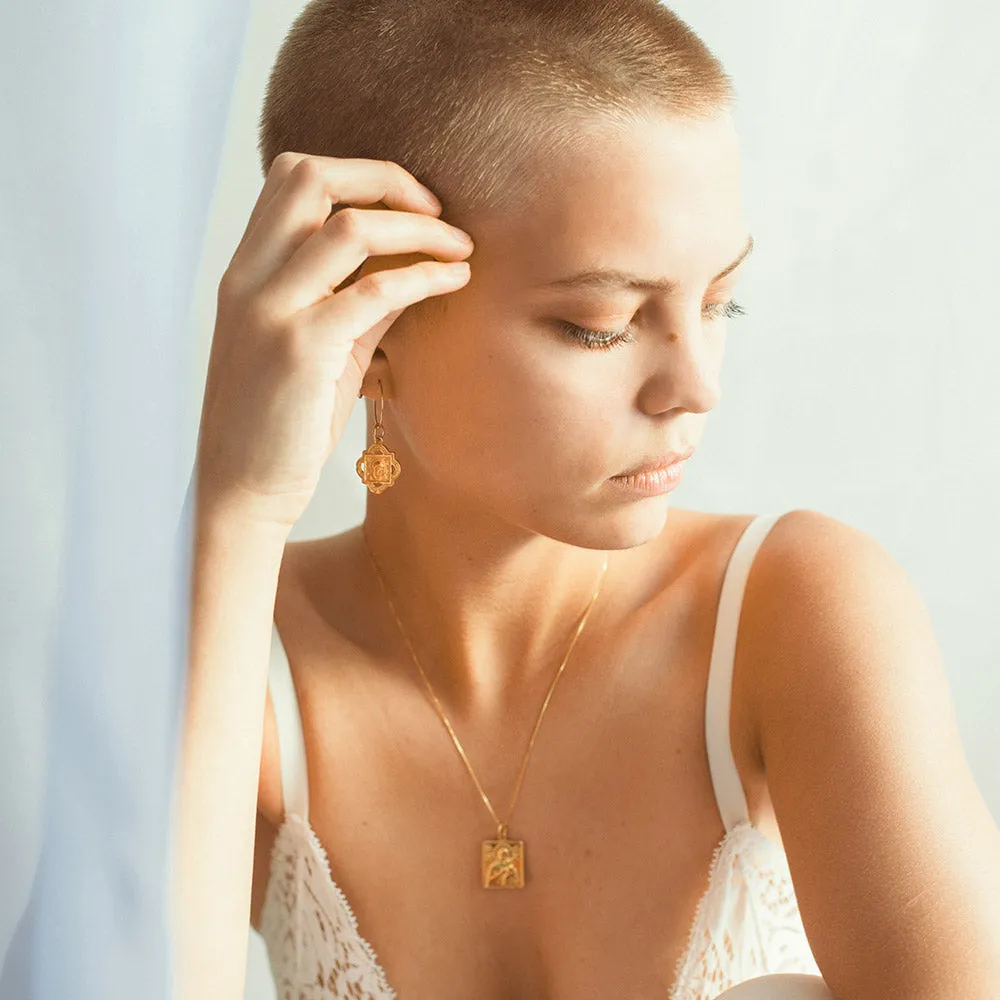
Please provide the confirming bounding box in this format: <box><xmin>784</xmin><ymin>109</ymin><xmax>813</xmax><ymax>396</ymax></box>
<box><xmin>258</xmin><ymin>513</ymin><xmax>825</xmax><ymax>999</ymax></box>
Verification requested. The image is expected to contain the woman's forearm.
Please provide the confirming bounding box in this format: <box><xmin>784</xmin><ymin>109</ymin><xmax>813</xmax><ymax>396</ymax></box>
<box><xmin>172</xmin><ymin>502</ymin><xmax>290</xmax><ymax>1000</ymax></box>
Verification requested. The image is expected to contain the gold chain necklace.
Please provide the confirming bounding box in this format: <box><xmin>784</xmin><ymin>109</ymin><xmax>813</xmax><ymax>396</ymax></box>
<box><xmin>360</xmin><ymin>527</ymin><xmax>610</xmax><ymax>889</ymax></box>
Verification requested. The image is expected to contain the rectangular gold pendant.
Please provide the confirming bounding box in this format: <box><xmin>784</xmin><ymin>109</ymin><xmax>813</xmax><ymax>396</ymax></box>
<box><xmin>482</xmin><ymin>837</ymin><xmax>526</xmax><ymax>888</ymax></box>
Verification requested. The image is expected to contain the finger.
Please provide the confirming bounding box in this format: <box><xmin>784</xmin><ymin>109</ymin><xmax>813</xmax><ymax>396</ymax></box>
<box><xmin>232</xmin><ymin>155</ymin><xmax>446</xmax><ymax>288</ymax></box>
<box><xmin>233</xmin><ymin>151</ymin><xmax>309</xmax><ymax>258</ymax></box>
<box><xmin>299</xmin><ymin>258</ymin><xmax>471</xmax><ymax>360</ymax></box>
<box><xmin>260</xmin><ymin>206</ymin><xmax>474</xmax><ymax>316</ymax></box>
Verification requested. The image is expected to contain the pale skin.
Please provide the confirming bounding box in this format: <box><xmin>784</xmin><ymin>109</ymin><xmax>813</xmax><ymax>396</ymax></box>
<box><xmin>176</xmin><ymin>110</ymin><xmax>1000</xmax><ymax>1000</ymax></box>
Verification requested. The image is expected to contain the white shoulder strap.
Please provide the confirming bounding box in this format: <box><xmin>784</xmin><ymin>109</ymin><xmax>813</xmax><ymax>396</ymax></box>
<box><xmin>268</xmin><ymin>621</ymin><xmax>310</xmax><ymax>822</ymax></box>
<box><xmin>705</xmin><ymin>513</ymin><xmax>785</xmax><ymax>833</ymax></box>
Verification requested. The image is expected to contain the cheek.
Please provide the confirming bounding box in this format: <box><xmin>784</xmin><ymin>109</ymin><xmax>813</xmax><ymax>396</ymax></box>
<box><xmin>395</xmin><ymin>316</ymin><xmax>620</xmax><ymax>489</ymax></box>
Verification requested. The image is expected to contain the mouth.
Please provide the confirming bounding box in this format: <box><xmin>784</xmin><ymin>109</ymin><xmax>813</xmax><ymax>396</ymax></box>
<box><xmin>606</xmin><ymin>445</ymin><xmax>696</xmax><ymax>498</ymax></box>
<box><xmin>612</xmin><ymin>445</ymin><xmax>696</xmax><ymax>479</ymax></box>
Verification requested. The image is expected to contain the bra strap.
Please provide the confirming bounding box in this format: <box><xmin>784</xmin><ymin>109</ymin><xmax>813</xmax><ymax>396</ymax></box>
<box><xmin>705</xmin><ymin>513</ymin><xmax>786</xmax><ymax>833</ymax></box>
<box><xmin>268</xmin><ymin>622</ymin><xmax>310</xmax><ymax>822</ymax></box>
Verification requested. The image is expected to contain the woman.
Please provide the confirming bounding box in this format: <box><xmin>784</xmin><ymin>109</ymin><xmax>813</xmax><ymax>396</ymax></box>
<box><xmin>174</xmin><ymin>1</ymin><xmax>1000</xmax><ymax>998</ymax></box>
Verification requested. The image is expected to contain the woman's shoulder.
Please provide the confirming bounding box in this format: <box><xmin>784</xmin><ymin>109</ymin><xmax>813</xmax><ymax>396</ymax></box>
<box><xmin>667</xmin><ymin>507</ymin><xmax>902</xmax><ymax>643</ymax></box>
<box><xmin>664</xmin><ymin>506</ymin><xmax>878</xmax><ymax>578</ymax></box>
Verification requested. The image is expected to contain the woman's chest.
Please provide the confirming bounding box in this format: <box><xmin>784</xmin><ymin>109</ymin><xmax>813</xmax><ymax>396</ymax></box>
<box><xmin>268</xmin><ymin>646</ymin><xmax>769</xmax><ymax>998</ymax></box>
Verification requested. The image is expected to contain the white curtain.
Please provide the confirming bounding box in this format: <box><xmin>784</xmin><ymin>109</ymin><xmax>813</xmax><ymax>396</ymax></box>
<box><xmin>0</xmin><ymin>2</ymin><xmax>251</xmax><ymax>997</ymax></box>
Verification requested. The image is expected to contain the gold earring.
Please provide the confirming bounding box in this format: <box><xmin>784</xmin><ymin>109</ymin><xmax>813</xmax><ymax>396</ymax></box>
<box><xmin>356</xmin><ymin>379</ymin><xmax>401</xmax><ymax>494</ymax></box>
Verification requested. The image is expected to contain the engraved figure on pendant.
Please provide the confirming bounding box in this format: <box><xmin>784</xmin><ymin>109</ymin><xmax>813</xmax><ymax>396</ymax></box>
<box><xmin>356</xmin><ymin>439</ymin><xmax>401</xmax><ymax>494</ymax></box>
<box><xmin>482</xmin><ymin>840</ymin><xmax>525</xmax><ymax>888</ymax></box>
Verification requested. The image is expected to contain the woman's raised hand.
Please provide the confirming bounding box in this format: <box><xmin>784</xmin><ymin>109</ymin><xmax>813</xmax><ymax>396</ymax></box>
<box><xmin>194</xmin><ymin>151</ymin><xmax>473</xmax><ymax>530</ymax></box>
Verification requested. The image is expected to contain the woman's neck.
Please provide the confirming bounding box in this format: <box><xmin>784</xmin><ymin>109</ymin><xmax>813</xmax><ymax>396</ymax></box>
<box><xmin>359</xmin><ymin>489</ymin><xmax>615</xmax><ymax>712</ymax></box>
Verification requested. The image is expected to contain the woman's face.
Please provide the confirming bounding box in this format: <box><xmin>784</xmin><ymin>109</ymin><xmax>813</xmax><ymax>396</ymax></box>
<box><xmin>368</xmin><ymin>110</ymin><xmax>750</xmax><ymax>550</ymax></box>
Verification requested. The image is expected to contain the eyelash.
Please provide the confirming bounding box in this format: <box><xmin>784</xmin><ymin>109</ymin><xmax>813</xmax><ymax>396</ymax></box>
<box><xmin>561</xmin><ymin>299</ymin><xmax>747</xmax><ymax>351</ymax></box>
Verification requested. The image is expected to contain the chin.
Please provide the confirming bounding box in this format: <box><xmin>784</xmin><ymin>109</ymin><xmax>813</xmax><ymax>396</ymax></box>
<box><xmin>598</xmin><ymin>497</ymin><xmax>675</xmax><ymax>550</ymax></box>
<box><xmin>514</xmin><ymin>493</ymin><xmax>674</xmax><ymax>552</ymax></box>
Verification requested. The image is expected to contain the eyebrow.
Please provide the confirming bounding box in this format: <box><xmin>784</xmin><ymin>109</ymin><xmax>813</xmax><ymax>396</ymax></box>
<box><xmin>538</xmin><ymin>233</ymin><xmax>755</xmax><ymax>292</ymax></box>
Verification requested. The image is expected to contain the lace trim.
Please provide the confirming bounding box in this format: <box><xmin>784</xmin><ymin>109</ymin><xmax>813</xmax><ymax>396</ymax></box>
<box><xmin>667</xmin><ymin>819</ymin><xmax>823</xmax><ymax>1000</ymax></box>
<box><xmin>260</xmin><ymin>811</ymin><xmax>397</xmax><ymax>998</ymax></box>
<box><xmin>667</xmin><ymin>820</ymin><xmax>755</xmax><ymax>999</ymax></box>
<box><xmin>261</xmin><ymin>812</ymin><xmax>818</xmax><ymax>1000</ymax></box>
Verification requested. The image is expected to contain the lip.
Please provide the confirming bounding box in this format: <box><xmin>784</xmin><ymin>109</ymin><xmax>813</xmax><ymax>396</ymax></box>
<box><xmin>612</xmin><ymin>445</ymin><xmax>696</xmax><ymax>479</ymax></box>
<box><xmin>607</xmin><ymin>446</ymin><xmax>695</xmax><ymax>498</ymax></box>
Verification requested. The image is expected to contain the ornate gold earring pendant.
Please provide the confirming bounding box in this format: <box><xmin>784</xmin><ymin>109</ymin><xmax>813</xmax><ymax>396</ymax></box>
<box><xmin>356</xmin><ymin>379</ymin><xmax>401</xmax><ymax>494</ymax></box>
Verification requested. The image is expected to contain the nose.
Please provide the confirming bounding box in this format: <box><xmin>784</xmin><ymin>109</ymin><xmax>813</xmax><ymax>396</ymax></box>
<box><xmin>634</xmin><ymin>310</ymin><xmax>723</xmax><ymax>416</ymax></box>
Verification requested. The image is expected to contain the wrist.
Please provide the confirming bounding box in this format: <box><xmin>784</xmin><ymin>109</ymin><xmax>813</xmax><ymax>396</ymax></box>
<box><xmin>192</xmin><ymin>489</ymin><xmax>297</xmax><ymax>544</ymax></box>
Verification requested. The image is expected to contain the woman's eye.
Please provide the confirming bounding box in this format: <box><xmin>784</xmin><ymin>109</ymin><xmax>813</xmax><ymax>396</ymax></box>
<box><xmin>558</xmin><ymin>321</ymin><xmax>635</xmax><ymax>351</ymax></box>
<box><xmin>704</xmin><ymin>299</ymin><xmax>747</xmax><ymax>321</ymax></box>
<box><xmin>559</xmin><ymin>299</ymin><xmax>747</xmax><ymax>351</ymax></box>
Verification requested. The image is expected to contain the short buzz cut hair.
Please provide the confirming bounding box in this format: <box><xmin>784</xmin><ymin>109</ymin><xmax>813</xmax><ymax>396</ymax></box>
<box><xmin>258</xmin><ymin>0</ymin><xmax>735</xmax><ymax>222</ymax></box>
